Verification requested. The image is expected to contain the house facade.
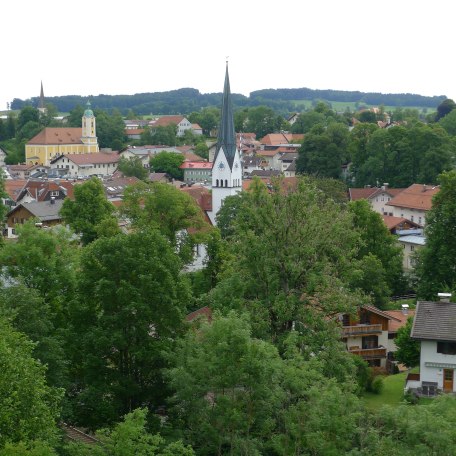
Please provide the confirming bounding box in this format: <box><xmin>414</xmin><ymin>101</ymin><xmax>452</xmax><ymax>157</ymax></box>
<box><xmin>340</xmin><ymin>305</ymin><xmax>401</xmax><ymax>368</ymax></box>
<box><xmin>180</xmin><ymin>161</ymin><xmax>212</xmax><ymax>184</ymax></box>
<box><xmin>386</xmin><ymin>183</ymin><xmax>439</xmax><ymax>226</ymax></box>
<box><xmin>406</xmin><ymin>296</ymin><xmax>456</xmax><ymax>394</ymax></box>
<box><xmin>50</xmin><ymin>152</ymin><xmax>119</xmax><ymax>178</ymax></box>
<box><xmin>5</xmin><ymin>199</ymin><xmax>64</xmax><ymax>238</ymax></box>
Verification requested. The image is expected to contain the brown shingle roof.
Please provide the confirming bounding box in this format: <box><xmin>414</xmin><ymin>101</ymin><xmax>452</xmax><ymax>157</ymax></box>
<box><xmin>348</xmin><ymin>188</ymin><xmax>378</xmax><ymax>201</ymax></box>
<box><xmin>27</xmin><ymin>128</ymin><xmax>83</xmax><ymax>145</ymax></box>
<box><xmin>412</xmin><ymin>300</ymin><xmax>456</xmax><ymax>341</ymax></box>
<box><xmin>382</xmin><ymin>215</ymin><xmax>421</xmax><ymax>230</ymax></box>
<box><xmin>386</xmin><ymin>184</ymin><xmax>439</xmax><ymax>211</ymax></box>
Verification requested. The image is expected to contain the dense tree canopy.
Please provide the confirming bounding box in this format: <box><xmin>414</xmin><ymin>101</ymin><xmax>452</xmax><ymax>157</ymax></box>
<box><xmin>0</xmin><ymin>319</ymin><xmax>62</xmax><ymax>448</ymax></box>
<box><xmin>68</xmin><ymin>230</ymin><xmax>190</xmax><ymax>428</ymax></box>
<box><xmin>149</xmin><ymin>151</ymin><xmax>184</xmax><ymax>180</ymax></box>
<box><xmin>416</xmin><ymin>170</ymin><xmax>456</xmax><ymax>298</ymax></box>
<box><xmin>60</xmin><ymin>177</ymin><xmax>117</xmax><ymax>245</ymax></box>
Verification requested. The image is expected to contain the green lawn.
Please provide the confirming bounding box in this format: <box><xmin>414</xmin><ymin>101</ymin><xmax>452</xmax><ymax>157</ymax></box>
<box><xmin>363</xmin><ymin>372</ymin><xmax>407</xmax><ymax>409</ymax></box>
<box><xmin>363</xmin><ymin>369</ymin><xmax>433</xmax><ymax>410</ymax></box>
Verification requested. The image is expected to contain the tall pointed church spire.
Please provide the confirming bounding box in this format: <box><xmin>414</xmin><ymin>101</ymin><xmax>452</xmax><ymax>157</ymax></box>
<box><xmin>38</xmin><ymin>81</ymin><xmax>45</xmax><ymax>113</ymax></box>
<box><xmin>216</xmin><ymin>61</ymin><xmax>237</xmax><ymax>169</ymax></box>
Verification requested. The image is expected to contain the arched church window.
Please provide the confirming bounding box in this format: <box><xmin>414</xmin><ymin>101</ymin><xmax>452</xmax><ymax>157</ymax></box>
<box><xmin>216</xmin><ymin>179</ymin><xmax>219</xmax><ymax>187</ymax></box>
<box><xmin>225</xmin><ymin>179</ymin><xmax>228</xmax><ymax>187</ymax></box>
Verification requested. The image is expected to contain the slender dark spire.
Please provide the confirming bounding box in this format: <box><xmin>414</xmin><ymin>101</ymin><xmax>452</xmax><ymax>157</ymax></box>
<box><xmin>39</xmin><ymin>81</ymin><xmax>45</xmax><ymax>110</ymax></box>
<box><xmin>216</xmin><ymin>62</ymin><xmax>237</xmax><ymax>169</ymax></box>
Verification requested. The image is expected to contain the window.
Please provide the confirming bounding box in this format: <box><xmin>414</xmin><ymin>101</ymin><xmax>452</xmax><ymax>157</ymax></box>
<box><xmin>50</xmin><ymin>191</ymin><xmax>59</xmax><ymax>197</ymax></box>
<box><xmin>437</xmin><ymin>342</ymin><xmax>456</xmax><ymax>355</ymax></box>
<box><xmin>225</xmin><ymin>179</ymin><xmax>228</xmax><ymax>187</ymax></box>
<box><xmin>410</xmin><ymin>245</ymin><xmax>414</xmax><ymax>251</ymax></box>
<box><xmin>411</xmin><ymin>215</ymin><xmax>414</xmax><ymax>222</ymax></box>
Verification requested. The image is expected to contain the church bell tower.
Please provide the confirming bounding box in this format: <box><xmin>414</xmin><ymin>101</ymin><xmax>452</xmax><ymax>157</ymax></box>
<box><xmin>208</xmin><ymin>63</ymin><xmax>242</xmax><ymax>225</ymax></box>
<box><xmin>81</xmin><ymin>101</ymin><xmax>99</xmax><ymax>151</ymax></box>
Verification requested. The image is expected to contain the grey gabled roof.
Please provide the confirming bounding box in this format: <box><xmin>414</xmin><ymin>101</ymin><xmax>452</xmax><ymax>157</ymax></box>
<box><xmin>12</xmin><ymin>200</ymin><xmax>64</xmax><ymax>222</ymax></box>
<box><xmin>215</xmin><ymin>63</ymin><xmax>237</xmax><ymax>170</ymax></box>
<box><xmin>411</xmin><ymin>300</ymin><xmax>456</xmax><ymax>342</ymax></box>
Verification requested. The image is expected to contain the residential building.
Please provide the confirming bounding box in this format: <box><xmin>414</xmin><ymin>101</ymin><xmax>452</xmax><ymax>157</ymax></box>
<box><xmin>340</xmin><ymin>305</ymin><xmax>401</xmax><ymax>368</ymax></box>
<box><xmin>406</xmin><ymin>295</ymin><xmax>456</xmax><ymax>395</ymax></box>
<box><xmin>5</xmin><ymin>199</ymin><xmax>64</xmax><ymax>237</ymax></box>
<box><xmin>397</xmin><ymin>234</ymin><xmax>426</xmax><ymax>270</ymax></box>
<box><xmin>207</xmin><ymin>64</ymin><xmax>242</xmax><ymax>225</ymax></box>
<box><xmin>149</xmin><ymin>116</ymin><xmax>192</xmax><ymax>137</ymax></box>
<box><xmin>386</xmin><ymin>183</ymin><xmax>439</xmax><ymax>226</ymax></box>
<box><xmin>349</xmin><ymin>185</ymin><xmax>405</xmax><ymax>216</ymax></box>
<box><xmin>180</xmin><ymin>161</ymin><xmax>212</xmax><ymax>184</ymax></box>
<box><xmin>382</xmin><ymin>215</ymin><xmax>422</xmax><ymax>234</ymax></box>
<box><xmin>50</xmin><ymin>152</ymin><xmax>119</xmax><ymax>178</ymax></box>
<box><xmin>15</xmin><ymin>179</ymin><xmax>75</xmax><ymax>205</ymax></box>
<box><xmin>26</xmin><ymin>101</ymin><xmax>99</xmax><ymax>166</ymax></box>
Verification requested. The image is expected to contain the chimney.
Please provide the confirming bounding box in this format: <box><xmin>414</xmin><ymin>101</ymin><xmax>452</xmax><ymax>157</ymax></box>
<box><xmin>50</xmin><ymin>196</ymin><xmax>55</xmax><ymax>205</ymax></box>
<box><xmin>383</xmin><ymin>183</ymin><xmax>389</xmax><ymax>190</ymax></box>
<box><xmin>422</xmin><ymin>184</ymin><xmax>427</xmax><ymax>192</ymax></box>
<box><xmin>437</xmin><ymin>292</ymin><xmax>452</xmax><ymax>302</ymax></box>
<box><xmin>401</xmin><ymin>304</ymin><xmax>409</xmax><ymax>315</ymax></box>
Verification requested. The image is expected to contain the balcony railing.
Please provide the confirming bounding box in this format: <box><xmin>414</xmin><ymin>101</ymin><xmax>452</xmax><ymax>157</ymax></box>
<box><xmin>341</xmin><ymin>324</ymin><xmax>382</xmax><ymax>337</ymax></box>
<box><xmin>349</xmin><ymin>347</ymin><xmax>387</xmax><ymax>359</ymax></box>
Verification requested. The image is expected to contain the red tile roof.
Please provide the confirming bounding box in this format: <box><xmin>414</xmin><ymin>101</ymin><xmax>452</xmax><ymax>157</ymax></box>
<box><xmin>180</xmin><ymin>161</ymin><xmax>212</xmax><ymax>170</ymax></box>
<box><xmin>27</xmin><ymin>128</ymin><xmax>83</xmax><ymax>145</ymax></box>
<box><xmin>349</xmin><ymin>188</ymin><xmax>378</xmax><ymax>201</ymax></box>
<box><xmin>384</xmin><ymin>310</ymin><xmax>416</xmax><ymax>333</ymax></box>
<box><xmin>150</xmin><ymin>116</ymin><xmax>185</xmax><ymax>128</ymax></box>
<box><xmin>382</xmin><ymin>215</ymin><xmax>421</xmax><ymax>230</ymax></box>
<box><xmin>185</xmin><ymin>306</ymin><xmax>212</xmax><ymax>322</ymax></box>
<box><xmin>260</xmin><ymin>133</ymin><xmax>304</xmax><ymax>145</ymax></box>
<box><xmin>386</xmin><ymin>184</ymin><xmax>439</xmax><ymax>211</ymax></box>
<box><xmin>4</xmin><ymin>179</ymin><xmax>27</xmax><ymax>201</ymax></box>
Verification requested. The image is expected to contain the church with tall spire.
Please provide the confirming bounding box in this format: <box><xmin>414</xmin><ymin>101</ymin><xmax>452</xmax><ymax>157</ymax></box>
<box><xmin>208</xmin><ymin>63</ymin><xmax>243</xmax><ymax>225</ymax></box>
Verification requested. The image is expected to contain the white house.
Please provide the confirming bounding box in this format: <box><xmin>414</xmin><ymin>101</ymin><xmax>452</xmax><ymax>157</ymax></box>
<box><xmin>386</xmin><ymin>183</ymin><xmax>439</xmax><ymax>226</ymax></box>
<box><xmin>397</xmin><ymin>234</ymin><xmax>425</xmax><ymax>270</ymax></box>
<box><xmin>50</xmin><ymin>152</ymin><xmax>119</xmax><ymax>178</ymax></box>
<box><xmin>406</xmin><ymin>295</ymin><xmax>456</xmax><ymax>395</ymax></box>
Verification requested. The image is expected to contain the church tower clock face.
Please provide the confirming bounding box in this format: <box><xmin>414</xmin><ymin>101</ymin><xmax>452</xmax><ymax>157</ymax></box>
<box><xmin>218</xmin><ymin>162</ymin><xmax>225</xmax><ymax>170</ymax></box>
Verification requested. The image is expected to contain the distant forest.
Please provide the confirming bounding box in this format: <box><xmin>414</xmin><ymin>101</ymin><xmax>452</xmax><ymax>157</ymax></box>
<box><xmin>10</xmin><ymin>87</ymin><xmax>447</xmax><ymax>116</ymax></box>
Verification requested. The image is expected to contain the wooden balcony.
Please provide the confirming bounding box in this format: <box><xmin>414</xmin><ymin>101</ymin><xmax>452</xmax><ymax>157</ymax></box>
<box><xmin>349</xmin><ymin>347</ymin><xmax>387</xmax><ymax>359</ymax></box>
<box><xmin>341</xmin><ymin>324</ymin><xmax>382</xmax><ymax>337</ymax></box>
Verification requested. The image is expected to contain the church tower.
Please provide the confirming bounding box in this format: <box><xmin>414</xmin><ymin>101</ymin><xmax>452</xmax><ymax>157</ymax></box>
<box><xmin>208</xmin><ymin>63</ymin><xmax>243</xmax><ymax>225</ymax></box>
<box><xmin>81</xmin><ymin>101</ymin><xmax>99</xmax><ymax>151</ymax></box>
<box><xmin>38</xmin><ymin>81</ymin><xmax>46</xmax><ymax>114</ymax></box>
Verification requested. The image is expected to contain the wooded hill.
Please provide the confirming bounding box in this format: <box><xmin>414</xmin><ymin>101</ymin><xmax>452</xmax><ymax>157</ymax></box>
<box><xmin>10</xmin><ymin>87</ymin><xmax>446</xmax><ymax>116</ymax></box>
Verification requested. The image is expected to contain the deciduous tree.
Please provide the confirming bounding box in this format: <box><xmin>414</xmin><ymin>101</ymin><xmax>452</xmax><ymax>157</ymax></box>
<box><xmin>60</xmin><ymin>177</ymin><xmax>117</xmax><ymax>245</ymax></box>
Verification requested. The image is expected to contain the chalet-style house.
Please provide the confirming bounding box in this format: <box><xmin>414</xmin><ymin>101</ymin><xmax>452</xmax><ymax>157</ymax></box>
<box><xmin>5</xmin><ymin>199</ymin><xmax>64</xmax><ymax>237</ymax></box>
<box><xmin>25</xmin><ymin>102</ymin><xmax>99</xmax><ymax>166</ymax></box>
<box><xmin>14</xmin><ymin>179</ymin><xmax>75</xmax><ymax>205</ymax></box>
<box><xmin>406</xmin><ymin>294</ymin><xmax>456</xmax><ymax>395</ymax></box>
<box><xmin>386</xmin><ymin>183</ymin><xmax>439</xmax><ymax>226</ymax></box>
<box><xmin>340</xmin><ymin>305</ymin><xmax>403</xmax><ymax>368</ymax></box>
<box><xmin>50</xmin><ymin>152</ymin><xmax>119</xmax><ymax>178</ymax></box>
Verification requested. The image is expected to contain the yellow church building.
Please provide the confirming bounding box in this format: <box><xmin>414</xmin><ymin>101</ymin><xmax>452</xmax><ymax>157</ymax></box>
<box><xmin>26</xmin><ymin>101</ymin><xmax>99</xmax><ymax>166</ymax></box>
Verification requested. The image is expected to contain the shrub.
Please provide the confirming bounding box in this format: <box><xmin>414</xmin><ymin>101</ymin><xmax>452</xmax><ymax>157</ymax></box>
<box><xmin>370</xmin><ymin>375</ymin><xmax>385</xmax><ymax>394</ymax></box>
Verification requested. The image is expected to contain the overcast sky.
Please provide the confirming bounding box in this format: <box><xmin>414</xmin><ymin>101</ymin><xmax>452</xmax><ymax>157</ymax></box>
<box><xmin>1</xmin><ymin>0</ymin><xmax>454</xmax><ymax>111</ymax></box>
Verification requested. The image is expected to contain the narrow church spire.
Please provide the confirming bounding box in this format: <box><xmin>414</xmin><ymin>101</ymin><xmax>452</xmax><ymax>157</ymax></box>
<box><xmin>216</xmin><ymin>61</ymin><xmax>237</xmax><ymax>169</ymax></box>
<box><xmin>38</xmin><ymin>81</ymin><xmax>45</xmax><ymax>112</ymax></box>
